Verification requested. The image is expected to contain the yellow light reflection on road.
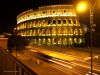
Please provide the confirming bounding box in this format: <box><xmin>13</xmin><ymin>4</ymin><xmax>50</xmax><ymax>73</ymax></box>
<box><xmin>41</xmin><ymin>51</ymin><xmax>76</xmax><ymax>61</ymax></box>
<box><xmin>30</xmin><ymin>47</ymin><xmax>78</xmax><ymax>61</ymax></box>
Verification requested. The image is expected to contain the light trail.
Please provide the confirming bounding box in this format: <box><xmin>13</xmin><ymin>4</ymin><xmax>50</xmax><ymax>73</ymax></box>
<box><xmin>71</xmin><ymin>62</ymin><xmax>100</xmax><ymax>72</ymax></box>
<box><xmin>48</xmin><ymin>59</ymin><xmax>72</xmax><ymax>68</ymax></box>
<box><xmin>52</xmin><ymin>58</ymin><xmax>76</xmax><ymax>66</ymax></box>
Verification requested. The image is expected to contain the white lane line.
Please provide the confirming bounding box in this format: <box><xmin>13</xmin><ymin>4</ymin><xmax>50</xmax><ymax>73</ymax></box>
<box><xmin>48</xmin><ymin>59</ymin><xmax>72</xmax><ymax>68</ymax></box>
<box><xmin>52</xmin><ymin>58</ymin><xmax>76</xmax><ymax>66</ymax></box>
<box><xmin>49</xmin><ymin>63</ymin><xmax>82</xmax><ymax>75</ymax></box>
<box><xmin>72</xmin><ymin>62</ymin><xmax>100</xmax><ymax>72</ymax></box>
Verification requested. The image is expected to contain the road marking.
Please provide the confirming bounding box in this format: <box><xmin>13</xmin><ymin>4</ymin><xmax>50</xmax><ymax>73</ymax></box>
<box><xmin>84</xmin><ymin>56</ymin><xmax>99</xmax><ymax>61</ymax></box>
<box><xmin>48</xmin><ymin>59</ymin><xmax>72</xmax><ymax>68</ymax></box>
<box><xmin>72</xmin><ymin>62</ymin><xmax>100</xmax><ymax>72</ymax></box>
<box><xmin>52</xmin><ymin>58</ymin><xmax>76</xmax><ymax>66</ymax></box>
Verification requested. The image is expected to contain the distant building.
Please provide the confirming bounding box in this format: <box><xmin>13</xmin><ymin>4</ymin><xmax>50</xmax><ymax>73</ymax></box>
<box><xmin>16</xmin><ymin>4</ymin><xmax>86</xmax><ymax>46</ymax></box>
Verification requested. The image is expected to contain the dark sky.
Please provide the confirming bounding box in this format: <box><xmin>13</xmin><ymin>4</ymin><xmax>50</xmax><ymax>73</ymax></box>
<box><xmin>0</xmin><ymin>0</ymin><xmax>100</xmax><ymax>34</ymax></box>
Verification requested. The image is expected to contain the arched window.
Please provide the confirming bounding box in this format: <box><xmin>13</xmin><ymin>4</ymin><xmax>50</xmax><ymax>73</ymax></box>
<box><xmin>63</xmin><ymin>28</ymin><xmax>67</xmax><ymax>35</ymax></box>
<box><xmin>42</xmin><ymin>20</ymin><xmax>46</xmax><ymax>26</ymax></box>
<box><xmin>47</xmin><ymin>38</ymin><xmax>51</xmax><ymax>45</ymax></box>
<box><xmin>47</xmin><ymin>29</ymin><xmax>51</xmax><ymax>34</ymax></box>
<box><xmin>58</xmin><ymin>20</ymin><xmax>61</xmax><ymax>24</ymax></box>
<box><xmin>48</xmin><ymin>38</ymin><xmax>51</xmax><ymax>43</ymax></box>
<box><xmin>38</xmin><ymin>21</ymin><xmax>41</xmax><ymax>27</ymax></box>
<box><xmin>74</xmin><ymin>38</ymin><xmax>77</xmax><ymax>44</ymax></box>
<box><xmin>25</xmin><ymin>23</ymin><xmax>27</xmax><ymax>28</ymax></box>
<box><xmin>38</xmin><ymin>29</ymin><xmax>41</xmax><ymax>35</ymax></box>
<box><xmin>70</xmin><ymin>28</ymin><xmax>73</xmax><ymax>34</ymax></box>
<box><xmin>58</xmin><ymin>28</ymin><xmax>62</xmax><ymax>34</ymax></box>
<box><xmin>63</xmin><ymin>28</ymin><xmax>65</xmax><ymax>34</ymax></box>
<box><xmin>42</xmin><ymin>29</ymin><xmax>46</xmax><ymax>34</ymax></box>
<box><xmin>48</xmin><ymin>20</ymin><xmax>51</xmax><ymax>25</ymax></box>
<box><xmin>58</xmin><ymin>38</ymin><xmax>62</xmax><ymax>45</ymax></box>
<box><xmin>40</xmin><ymin>21</ymin><xmax>43</xmax><ymax>27</ymax></box>
<box><xmin>69</xmin><ymin>19</ymin><xmax>72</xmax><ymax>24</ymax></box>
<box><xmin>34</xmin><ymin>39</ymin><xmax>36</xmax><ymax>44</ymax></box>
<box><xmin>52</xmin><ymin>38</ymin><xmax>56</xmax><ymax>44</ymax></box>
<box><xmin>52</xmin><ymin>28</ymin><xmax>56</xmax><ymax>34</ymax></box>
<box><xmin>79</xmin><ymin>29</ymin><xmax>82</xmax><ymax>34</ymax></box>
<box><xmin>63</xmin><ymin>20</ymin><xmax>66</xmax><ymax>24</ymax></box>
<box><xmin>42</xmin><ymin>38</ymin><xmax>46</xmax><ymax>44</ymax></box>
<box><xmin>26</xmin><ymin>30</ymin><xmax>29</xmax><ymax>36</ymax></box>
<box><xmin>30</xmin><ymin>22</ymin><xmax>32</xmax><ymax>28</ymax></box>
<box><xmin>73</xmin><ymin>19</ymin><xmax>76</xmax><ymax>24</ymax></box>
<box><xmin>74</xmin><ymin>29</ymin><xmax>78</xmax><ymax>35</ymax></box>
<box><xmin>30</xmin><ymin>30</ymin><xmax>32</xmax><ymax>36</ymax></box>
<box><xmin>33</xmin><ymin>30</ymin><xmax>36</xmax><ymax>35</ymax></box>
<box><xmin>25</xmin><ymin>30</ymin><xmax>27</xmax><ymax>36</ymax></box>
<box><xmin>22</xmin><ymin>23</ymin><xmax>24</xmax><ymax>29</ymax></box>
<box><xmin>38</xmin><ymin>38</ymin><xmax>41</xmax><ymax>45</ymax></box>
<box><xmin>34</xmin><ymin>21</ymin><xmax>36</xmax><ymax>27</ymax></box>
<box><xmin>68</xmin><ymin>38</ymin><xmax>73</xmax><ymax>45</ymax></box>
<box><xmin>79</xmin><ymin>38</ymin><xmax>82</xmax><ymax>44</ymax></box>
<box><xmin>65</xmin><ymin>29</ymin><xmax>68</xmax><ymax>34</ymax></box>
<box><xmin>53</xmin><ymin>20</ymin><xmax>56</xmax><ymax>24</ymax></box>
<box><xmin>35</xmin><ymin>21</ymin><xmax>38</xmax><ymax>27</ymax></box>
<box><xmin>63</xmin><ymin>38</ymin><xmax>67</xmax><ymax>45</ymax></box>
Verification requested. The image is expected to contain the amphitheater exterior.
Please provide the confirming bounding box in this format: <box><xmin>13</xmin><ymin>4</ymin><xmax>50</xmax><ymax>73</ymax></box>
<box><xmin>16</xmin><ymin>4</ymin><xmax>86</xmax><ymax>46</ymax></box>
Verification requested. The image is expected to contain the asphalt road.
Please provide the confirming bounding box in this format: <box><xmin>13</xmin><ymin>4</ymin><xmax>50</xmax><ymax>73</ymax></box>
<box><xmin>23</xmin><ymin>46</ymin><xmax>100</xmax><ymax>75</ymax></box>
<box><xmin>11</xmin><ymin>46</ymin><xmax>100</xmax><ymax>75</ymax></box>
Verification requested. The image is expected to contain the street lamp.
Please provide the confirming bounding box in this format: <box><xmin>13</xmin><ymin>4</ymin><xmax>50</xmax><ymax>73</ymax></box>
<box><xmin>76</xmin><ymin>1</ymin><xmax>88</xmax><ymax>12</ymax></box>
<box><xmin>77</xmin><ymin>0</ymin><xmax>97</xmax><ymax>74</ymax></box>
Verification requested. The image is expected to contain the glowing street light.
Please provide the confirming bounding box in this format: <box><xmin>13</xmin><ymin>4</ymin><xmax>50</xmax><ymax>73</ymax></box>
<box><xmin>77</xmin><ymin>0</ymin><xmax>98</xmax><ymax>74</ymax></box>
<box><xmin>76</xmin><ymin>1</ymin><xmax>88</xmax><ymax>12</ymax></box>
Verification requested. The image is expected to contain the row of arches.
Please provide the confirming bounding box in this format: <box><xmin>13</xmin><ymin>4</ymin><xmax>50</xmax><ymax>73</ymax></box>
<box><xmin>17</xmin><ymin>19</ymin><xmax>80</xmax><ymax>30</ymax></box>
<box><xmin>29</xmin><ymin>38</ymin><xmax>83</xmax><ymax>46</ymax></box>
<box><xmin>18</xmin><ymin>28</ymin><xmax>83</xmax><ymax>36</ymax></box>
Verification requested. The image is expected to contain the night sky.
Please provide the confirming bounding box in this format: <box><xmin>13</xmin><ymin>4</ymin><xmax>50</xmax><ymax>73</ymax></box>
<box><xmin>0</xmin><ymin>0</ymin><xmax>100</xmax><ymax>34</ymax></box>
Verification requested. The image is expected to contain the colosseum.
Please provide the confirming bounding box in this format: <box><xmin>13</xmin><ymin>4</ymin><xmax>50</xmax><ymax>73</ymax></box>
<box><xmin>16</xmin><ymin>4</ymin><xmax>85</xmax><ymax>46</ymax></box>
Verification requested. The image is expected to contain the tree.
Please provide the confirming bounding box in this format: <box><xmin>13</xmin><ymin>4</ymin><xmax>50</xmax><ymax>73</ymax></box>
<box><xmin>7</xmin><ymin>34</ymin><xmax>29</xmax><ymax>53</ymax></box>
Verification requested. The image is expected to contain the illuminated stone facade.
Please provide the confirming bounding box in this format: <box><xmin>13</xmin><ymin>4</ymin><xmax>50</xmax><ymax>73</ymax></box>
<box><xmin>16</xmin><ymin>5</ymin><xmax>85</xmax><ymax>46</ymax></box>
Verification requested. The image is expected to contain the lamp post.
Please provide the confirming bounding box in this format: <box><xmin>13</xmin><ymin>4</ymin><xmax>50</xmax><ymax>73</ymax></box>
<box><xmin>89</xmin><ymin>0</ymin><xmax>97</xmax><ymax>74</ymax></box>
<box><xmin>77</xmin><ymin>0</ymin><xmax>97</xmax><ymax>74</ymax></box>
<box><xmin>14</xmin><ymin>27</ymin><xmax>17</xmax><ymax>57</ymax></box>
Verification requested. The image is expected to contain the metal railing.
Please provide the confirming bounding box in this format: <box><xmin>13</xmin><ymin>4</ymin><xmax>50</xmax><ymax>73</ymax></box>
<box><xmin>0</xmin><ymin>47</ymin><xmax>37</xmax><ymax>75</ymax></box>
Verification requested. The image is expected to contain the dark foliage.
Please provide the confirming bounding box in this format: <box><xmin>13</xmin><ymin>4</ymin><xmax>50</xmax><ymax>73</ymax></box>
<box><xmin>93</xmin><ymin>33</ymin><xmax>100</xmax><ymax>47</ymax></box>
<box><xmin>7</xmin><ymin>34</ymin><xmax>29</xmax><ymax>52</ymax></box>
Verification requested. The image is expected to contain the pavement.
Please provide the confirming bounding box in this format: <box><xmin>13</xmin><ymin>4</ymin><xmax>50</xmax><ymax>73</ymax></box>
<box><xmin>11</xmin><ymin>45</ymin><xmax>100</xmax><ymax>75</ymax></box>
